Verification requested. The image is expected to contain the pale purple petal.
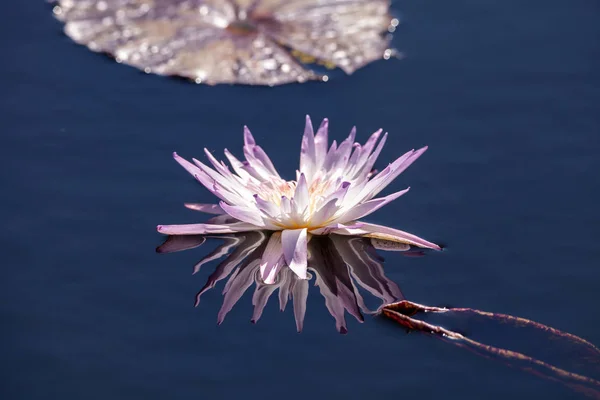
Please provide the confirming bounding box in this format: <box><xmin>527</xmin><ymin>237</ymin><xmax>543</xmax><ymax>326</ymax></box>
<box><xmin>329</xmin><ymin>127</ymin><xmax>356</xmax><ymax>171</ymax></box>
<box><xmin>203</xmin><ymin>149</ymin><xmax>235</xmax><ymax>178</ymax></box>
<box><xmin>300</xmin><ymin>115</ymin><xmax>316</xmax><ymax>178</ymax></box>
<box><xmin>219</xmin><ymin>201</ymin><xmax>265</xmax><ymax>226</ymax></box>
<box><xmin>175</xmin><ymin>154</ymin><xmax>235</xmax><ymax>204</ymax></box>
<box><xmin>347</xmin><ymin>143</ymin><xmax>362</xmax><ymax>170</ymax></box>
<box><xmin>349</xmin><ymin>129</ymin><xmax>383</xmax><ymax>177</ymax></box>
<box><xmin>364</xmin><ymin>146</ymin><xmax>428</xmax><ymax>200</ymax></box>
<box><xmin>251</xmin><ymin>146</ymin><xmax>280</xmax><ymax>178</ymax></box>
<box><xmin>310</xmin><ymin>220</ymin><xmax>364</xmax><ymax>234</ymax></box>
<box><xmin>211</xmin><ymin>182</ymin><xmax>253</xmax><ymax>208</ymax></box>
<box><xmin>156</xmin><ymin>222</ymin><xmax>258</xmax><ymax>235</ymax></box>
<box><xmin>361</xmin><ymin>129</ymin><xmax>384</xmax><ymax>159</ymax></box>
<box><xmin>314</xmin><ymin>118</ymin><xmax>329</xmax><ymax>167</ymax></box>
<box><xmin>281</xmin><ymin>228</ymin><xmax>308</xmax><ymax>280</ymax></box>
<box><xmin>336</xmin><ymin>187</ymin><xmax>410</xmax><ymax>222</ymax></box>
<box><xmin>173</xmin><ymin>152</ymin><xmax>203</xmax><ymax>177</ymax></box>
<box><xmin>184</xmin><ymin>203</ymin><xmax>225</xmax><ymax>214</ymax></box>
<box><xmin>320</xmin><ymin>181</ymin><xmax>351</xmax><ymax>205</ymax></box>
<box><xmin>243</xmin><ymin>126</ymin><xmax>281</xmax><ymax>179</ymax></box>
<box><xmin>223</xmin><ymin>149</ymin><xmax>254</xmax><ymax>182</ymax></box>
<box><xmin>331</xmin><ymin>222</ymin><xmax>441</xmax><ymax>250</ymax></box>
<box><xmin>323</xmin><ymin>140</ymin><xmax>340</xmax><ymax>171</ymax></box>
<box><xmin>193</xmin><ymin>157</ymin><xmax>251</xmax><ymax>199</ymax></box>
<box><xmin>243</xmin><ymin>126</ymin><xmax>256</xmax><ymax>146</ymax></box>
<box><xmin>359</xmin><ymin>131</ymin><xmax>387</xmax><ymax>179</ymax></box>
<box><xmin>254</xmin><ymin>195</ymin><xmax>280</xmax><ymax>219</ymax></box>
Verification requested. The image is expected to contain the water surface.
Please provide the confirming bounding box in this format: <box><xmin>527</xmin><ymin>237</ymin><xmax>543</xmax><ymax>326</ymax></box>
<box><xmin>2</xmin><ymin>1</ymin><xmax>599</xmax><ymax>399</ymax></box>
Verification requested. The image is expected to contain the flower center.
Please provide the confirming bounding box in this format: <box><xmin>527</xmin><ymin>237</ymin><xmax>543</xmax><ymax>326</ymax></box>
<box><xmin>248</xmin><ymin>175</ymin><xmax>341</xmax><ymax>229</ymax></box>
<box><xmin>251</xmin><ymin>179</ymin><xmax>296</xmax><ymax>205</ymax></box>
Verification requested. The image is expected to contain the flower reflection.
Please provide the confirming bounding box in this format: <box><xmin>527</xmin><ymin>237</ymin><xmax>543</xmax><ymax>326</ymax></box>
<box><xmin>51</xmin><ymin>0</ymin><xmax>397</xmax><ymax>85</ymax></box>
<box><xmin>157</xmin><ymin>232</ymin><xmax>423</xmax><ymax>333</ymax></box>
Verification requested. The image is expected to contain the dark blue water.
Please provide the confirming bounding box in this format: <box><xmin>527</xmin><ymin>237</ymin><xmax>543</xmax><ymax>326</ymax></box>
<box><xmin>2</xmin><ymin>1</ymin><xmax>599</xmax><ymax>399</ymax></box>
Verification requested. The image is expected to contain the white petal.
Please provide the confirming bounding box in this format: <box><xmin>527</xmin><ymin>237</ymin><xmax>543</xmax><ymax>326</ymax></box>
<box><xmin>309</xmin><ymin>198</ymin><xmax>340</xmax><ymax>227</ymax></box>
<box><xmin>254</xmin><ymin>195</ymin><xmax>280</xmax><ymax>219</ymax></box>
<box><xmin>293</xmin><ymin>173</ymin><xmax>310</xmax><ymax>213</ymax></box>
<box><xmin>281</xmin><ymin>196</ymin><xmax>291</xmax><ymax>214</ymax></box>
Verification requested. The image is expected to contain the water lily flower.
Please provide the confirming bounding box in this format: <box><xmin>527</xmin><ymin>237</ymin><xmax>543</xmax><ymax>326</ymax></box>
<box><xmin>157</xmin><ymin>232</ymin><xmax>411</xmax><ymax>333</ymax></box>
<box><xmin>157</xmin><ymin>116</ymin><xmax>440</xmax><ymax>283</ymax></box>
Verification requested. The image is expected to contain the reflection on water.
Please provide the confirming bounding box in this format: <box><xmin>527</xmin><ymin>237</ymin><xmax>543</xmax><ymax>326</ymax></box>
<box><xmin>156</xmin><ymin>232</ymin><xmax>600</xmax><ymax>397</ymax></box>
<box><xmin>157</xmin><ymin>231</ymin><xmax>419</xmax><ymax>333</ymax></box>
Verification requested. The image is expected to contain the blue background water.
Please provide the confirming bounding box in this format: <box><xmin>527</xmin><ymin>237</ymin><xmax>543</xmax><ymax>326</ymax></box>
<box><xmin>2</xmin><ymin>1</ymin><xmax>599</xmax><ymax>399</ymax></box>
